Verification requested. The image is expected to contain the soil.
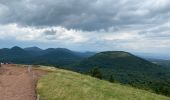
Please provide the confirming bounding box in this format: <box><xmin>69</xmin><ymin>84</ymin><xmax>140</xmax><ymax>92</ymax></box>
<box><xmin>0</xmin><ymin>64</ymin><xmax>48</xmax><ymax>100</ymax></box>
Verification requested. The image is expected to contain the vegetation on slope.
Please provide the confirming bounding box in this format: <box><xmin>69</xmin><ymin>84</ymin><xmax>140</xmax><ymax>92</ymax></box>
<box><xmin>37</xmin><ymin>67</ymin><xmax>170</xmax><ymax>100</ymax></box>
<box><xmin>73</xmin><ymin>51</ymin><xmax>170</xmax><ymax>96</ymax></box>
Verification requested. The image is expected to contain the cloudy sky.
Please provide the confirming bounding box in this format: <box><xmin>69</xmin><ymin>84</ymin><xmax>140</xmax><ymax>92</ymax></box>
<box><xmin>0</xmin><ymin>0</ymin><xmax>170</xmax><ymax>54</ymax></box>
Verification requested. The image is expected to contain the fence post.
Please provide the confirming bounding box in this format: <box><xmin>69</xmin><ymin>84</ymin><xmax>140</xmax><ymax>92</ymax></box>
<box><xmin>36</xmin><ymin>95</ymin><xmax>40</xmax><ymax>100</ymax></box>
<box><xmin>28</xmin><ymin>65</ymin><xmax>32</xmax><ymax>73</ymax></box>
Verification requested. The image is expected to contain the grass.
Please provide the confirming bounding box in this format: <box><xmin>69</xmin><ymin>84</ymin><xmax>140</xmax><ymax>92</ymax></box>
<box><xmin>37</xmin><ymin>66</ymin><xmax>170</xmax><ymax>100</ymax></box>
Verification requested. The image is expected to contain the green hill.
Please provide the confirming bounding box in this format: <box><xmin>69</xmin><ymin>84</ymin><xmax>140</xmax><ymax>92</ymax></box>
<box><xmin>73</xmin><ymin>51</ymin><xmax>160</xmax><ymax>71</ymax></box>
<box><xmin>72</xmin><ymin>51</ymin><xmax>170</xmax><ymax>96</ymax></box>
<box><xmin>37</xmin><ymin>67</ymin><xmax>170</xmax><ymax>100</ymax></box>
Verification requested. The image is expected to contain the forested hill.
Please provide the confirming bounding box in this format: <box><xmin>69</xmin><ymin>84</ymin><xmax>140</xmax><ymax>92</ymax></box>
<box><xmin>73</xmin><ymin>51</ymin><xmax>170</xmax><ymax>96</ymax></box>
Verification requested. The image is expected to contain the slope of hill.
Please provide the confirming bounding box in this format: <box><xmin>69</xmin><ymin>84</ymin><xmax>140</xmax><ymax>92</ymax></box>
<box><xmin>37</xmin><ymin>67</ymin><xmax>170</xmax><ymax>100</ymax></box>
<box><xmin>24</xmin><ymin>46</ymin><xmax>43</xmax><ymax>52</ymax></box>
<box><xmin>33</xmin><ymin>48</ymin><xmax>84</xmax><ymax>66</ymax></box>
<box><xmin>73</xmin><ymin>51</ymin><xmax>170</xmax><ymax>96</ymax></box>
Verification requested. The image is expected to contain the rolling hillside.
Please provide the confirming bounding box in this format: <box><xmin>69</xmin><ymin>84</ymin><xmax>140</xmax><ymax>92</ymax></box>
<box><xmin>73</xmin><ymin>51</ymin><xmax>170</xmax><ymax>96</ymax></box>
<box><xmin>37</xmin><ymin>67</ymin><xmax>170</xmax><ymax>100</ymax></box>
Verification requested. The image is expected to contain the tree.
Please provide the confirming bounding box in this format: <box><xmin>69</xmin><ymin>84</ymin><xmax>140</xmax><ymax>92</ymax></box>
<box><xmin>90</xmin><ymin>67</ymin><xmax>103</xmax><ymax>79</ymax></box>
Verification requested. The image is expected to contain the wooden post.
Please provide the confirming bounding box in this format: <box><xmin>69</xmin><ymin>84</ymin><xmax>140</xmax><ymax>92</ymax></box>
<box><xmin>36</xmin><ymin>95</ymin><xmax>40</xmax><ymax>100</ymax></box>
<box><xmin>0</xmin><ymin>63</ymin><xmax>1</xmax><ymax>74</ymax></box>
<box><xmin>28</xmin><ymin>65</ymin><xmax>32</xmax><ymax>73</ymax></box>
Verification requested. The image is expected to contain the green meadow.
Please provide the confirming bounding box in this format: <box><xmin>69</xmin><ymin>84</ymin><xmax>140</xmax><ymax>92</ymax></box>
<box><xmin>37</xmin><ymin>67</ymin><xmax>170</xmax><ymax>100</ymax></box>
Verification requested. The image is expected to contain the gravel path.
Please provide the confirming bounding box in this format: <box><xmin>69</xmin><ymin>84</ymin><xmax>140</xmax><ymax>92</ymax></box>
<box><xmin>0</xmin><ymin>64</ymin><xmax>47</xmax><ymax>100</ymax></box>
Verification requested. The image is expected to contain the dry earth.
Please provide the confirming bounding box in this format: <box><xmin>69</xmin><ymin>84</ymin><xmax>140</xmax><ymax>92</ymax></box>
<box><xmin>0</xmin><ymin>64</ymin><xmax>47</xmax><ymax>100</ymax></box>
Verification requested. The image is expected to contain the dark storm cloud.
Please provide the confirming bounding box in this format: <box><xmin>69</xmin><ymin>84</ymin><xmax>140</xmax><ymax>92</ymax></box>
<box><xmin>1</xmin><ymin>0</ymin><xmax>170</xmax><ymax>31</ymax></box>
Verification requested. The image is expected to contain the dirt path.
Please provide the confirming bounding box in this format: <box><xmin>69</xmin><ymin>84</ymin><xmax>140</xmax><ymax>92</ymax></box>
<box><xmin>0</xmin><ymin>64</ymin><xmax>47</xmax><ymax>100</ymax></box>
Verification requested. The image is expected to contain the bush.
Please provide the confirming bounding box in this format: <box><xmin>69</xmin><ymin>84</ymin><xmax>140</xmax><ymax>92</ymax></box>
<box><xmin>89</xmin><ymin>67</ymin><xmax>103</xmax><ymax>79</ymax></box>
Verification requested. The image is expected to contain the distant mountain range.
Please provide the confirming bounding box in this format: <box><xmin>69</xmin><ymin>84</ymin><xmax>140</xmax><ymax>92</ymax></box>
<box><xmin>134</xmin><ymin>52</ymin><xmax>170</xmax><ymax>67</ymax></box>
<box><xmin>146</xmin><ymin>58</ymin><xmax>170</xmax><ymax>67</ymax></box>
<box><xmin>0</xmin><ymin>46</ymin><xmax>96</xmax><ymax>66</ymax></box>
<box><xmin>0</xmin><ymin>46</ymin><xmax>170</xmax><ymax>96</ymax></box>
<box><xmin>135</xmin><ymin>52</ymin><xmax>170</xmax><ymax>60</ymax></box>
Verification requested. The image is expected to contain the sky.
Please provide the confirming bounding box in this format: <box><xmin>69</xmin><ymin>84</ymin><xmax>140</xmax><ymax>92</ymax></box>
<box><xmin>0</xmin><ymin>0</ymin><xmax>170</xmax><ymax>54</ymax></box>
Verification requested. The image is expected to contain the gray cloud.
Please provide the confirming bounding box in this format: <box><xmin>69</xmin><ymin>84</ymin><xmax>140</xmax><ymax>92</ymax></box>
<box><xmin>1</xmin><ymin>0</ymin><xmax>170</xmax><ymax>31</ymax></box>
<box><xmin>43</xmin><ymin>30</ymin><xmax>56</xmax><ymax>35</ymax></box>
